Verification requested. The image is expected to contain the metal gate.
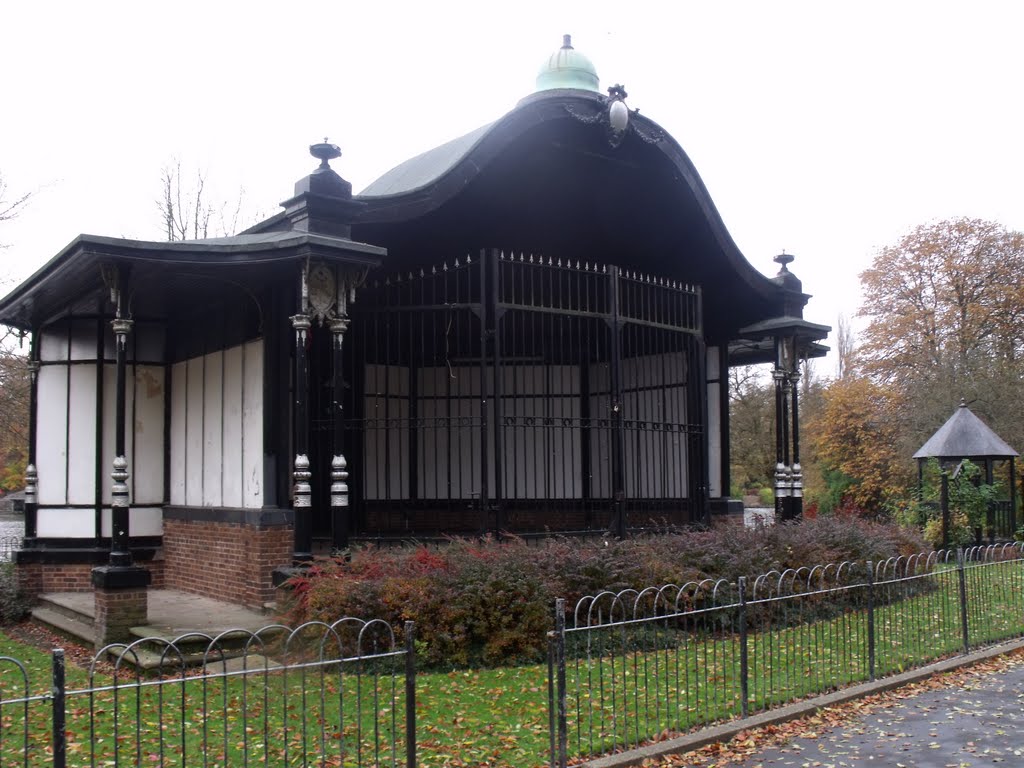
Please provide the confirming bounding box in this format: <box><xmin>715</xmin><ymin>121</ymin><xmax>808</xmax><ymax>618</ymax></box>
<box><xmin>346</xmin><ymin>249</ymin><xmax>706</xmax><ymax>539</ymax></box>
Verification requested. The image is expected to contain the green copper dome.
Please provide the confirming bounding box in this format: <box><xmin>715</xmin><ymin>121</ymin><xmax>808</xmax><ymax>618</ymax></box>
<box><xmin>535</xmin><ymin>34</ymin><xmax>600</xmax><ymax>93</ymax></box>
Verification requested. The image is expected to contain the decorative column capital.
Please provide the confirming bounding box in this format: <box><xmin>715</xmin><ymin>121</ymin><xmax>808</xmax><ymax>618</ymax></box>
<box><xmin>327</xmin><ymin>315</ymin><xmax>350</xmax><ymax>336</ymax></box>
<box><xmin>331</xmin><ymin>455</ymin><xmax>349</xmax><ymax>508</ymax></box>
<box><xmin>293</xmin><ymin>454</ymin><xmax>312</xmax><ymax>508</ymax></box>
<box><xmin>111</xmin><ymin>317</ymin><xmax>134</xmax><ymax>338</ymax></box>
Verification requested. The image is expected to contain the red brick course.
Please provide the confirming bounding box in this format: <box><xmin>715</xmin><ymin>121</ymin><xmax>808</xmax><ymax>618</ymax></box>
<box><xmin>17</xmin><ymin>560</ymin><xmax>164</xmax><ymax>598</ymax></box>
<box><xmin>163</xmin><ymin>518</ymin><xmax>292</xmax><ymax>610</ymax></box>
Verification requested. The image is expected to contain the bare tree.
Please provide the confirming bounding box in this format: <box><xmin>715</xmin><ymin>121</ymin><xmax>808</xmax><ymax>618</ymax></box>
<box><xmin>0</xmin><ymin>172</ymin><xmax>32</xmax><ymax>250</ymax></box>
<box><xmin>835</xmin><ymin>313</ymin><xmax>856</xmax><ymax>379</ymax></box>
<box><xmin>158</xmin><ymin>159</ymin><xmax>246</xmax><ymax>241</ymax></box>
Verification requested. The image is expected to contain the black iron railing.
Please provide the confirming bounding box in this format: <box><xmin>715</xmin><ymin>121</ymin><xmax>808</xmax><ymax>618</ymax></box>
<box><xmin>547</xmin><ymin>542</ymin><xmax>1024</xmax><ymax>767</ymax></box>
<box><xmin>346</xmin><ymin>250</ymin><xmax>707</xmax><ymax>540</ymax></box>
<box><xmin>0</xmin><ymin>618</ymin><xmax>416</xmax><ymax>768</ymax></box>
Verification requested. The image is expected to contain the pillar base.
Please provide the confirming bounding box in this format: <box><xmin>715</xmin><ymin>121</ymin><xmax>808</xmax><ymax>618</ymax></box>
<box><xmin>92</xmin><ymin>565</ymin><xmax>151</xmax><ymax>648</ymax></box>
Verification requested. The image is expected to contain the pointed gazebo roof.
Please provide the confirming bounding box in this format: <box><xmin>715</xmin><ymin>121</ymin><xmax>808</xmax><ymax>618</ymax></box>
<box><xmin>913</xmin><ymin>400</ymin><xmax>1019</xmax><ymax>460</ymax></box>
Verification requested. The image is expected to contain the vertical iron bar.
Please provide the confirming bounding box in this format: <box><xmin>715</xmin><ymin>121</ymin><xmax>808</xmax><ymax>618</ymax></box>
<box><xmin>1010</xmin><ymin>460</ymin><xmax>1017</xmax><ymax>539</ymax></box>
<box><xmin>738</xmin><ymin>577</ymin><xmax>749</xmax><ymax>718</ymax></box>
<box><xmin>490</xmin><ymin>250</ymin><xmax>505</xmax><ymax>533</ymax></box>
<box><xmin>405</xmin><ymin>621</ymin><xmax>416</xmax><ymax>768</ymax></box>
<box><xmin>555</xmin><ymin>598</ymin><xmax>568</xmax><ymax>768</ymax></box>
<box><xmin>608</xmin><ymin>267</ymin><xmax>626</xmax><ymax>538</ymax></box>
<box><xmin>548</xmin><ymin>626</ymin><xmax>557</xmax><ymax>768</ymax></box>
<box><xmin>479</xmin><ymin>253</ymin><xmax>490</xmax><ymax>534</ymax></box>
<box><xmin>941</xmin><ymin>474</ymin><xmax>950</xmax><ymax>550</ymax></box>
<box><xmin>52</xmin><ymin>649</ymin><xmax>66</xmax><ymax>768</ymax></box>
<box><xmin>866</xmin><ymin>561</ymin><xmax>875</xmax><ymax>681</ymax></box>
<box><xmin>957</xmin><ymin>547</ymin><xmax>970</xmax><ymax>653</ymax></box>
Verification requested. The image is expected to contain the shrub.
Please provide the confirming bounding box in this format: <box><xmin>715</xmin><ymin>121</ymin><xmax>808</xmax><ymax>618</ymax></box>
<box><xmin>283</xmin><ymin>518</ymin><xmax>927</xmax><ymax>669</ymax></box>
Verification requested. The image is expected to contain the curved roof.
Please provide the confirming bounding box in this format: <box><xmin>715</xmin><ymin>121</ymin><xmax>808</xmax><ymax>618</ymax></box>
<box><xmin>350</xmin><ymin>88</ymin><xmax>797</xmax><ymax>326</ymax></box>
<box><xmin>914</xmin><ymin>401</ymin><xmax>1018</xmax><ymax>459</ymax></box>
<box><xmin>360</xmin><ymin>122</ymin><xmax>494</xmax><ymax>198</ymax></box>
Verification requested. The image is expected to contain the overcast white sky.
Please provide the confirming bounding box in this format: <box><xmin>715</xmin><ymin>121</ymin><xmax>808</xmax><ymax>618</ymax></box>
<box><xmin>2</xmin><ymin>1</ymin><xmax>1022</xmax><ymax>376</ymax></box>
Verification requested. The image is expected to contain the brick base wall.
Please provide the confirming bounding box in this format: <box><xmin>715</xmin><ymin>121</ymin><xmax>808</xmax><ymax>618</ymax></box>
<box><xmin>94</xmin><ymin>586</ymin><xmax>148</xmax><ymax>647</ymax></box>
<box><xmin>163</xmin><ymin>516</ymin><xmax>293</xmax><ymax>609</ymax></box>
<box><xmin>17</xmin><ymin>559</ymin><xmax>164</xmax><ymax>599</ymax></box>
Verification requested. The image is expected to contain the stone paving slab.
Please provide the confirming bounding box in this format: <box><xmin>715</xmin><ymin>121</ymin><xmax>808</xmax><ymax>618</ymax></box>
<box><xmin>44</xmin><ymin>589</ymin><xmax>272</xmax><ymax>639</ymax></box>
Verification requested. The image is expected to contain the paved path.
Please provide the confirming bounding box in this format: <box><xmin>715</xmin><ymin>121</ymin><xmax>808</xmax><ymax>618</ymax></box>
<box><xmin>722</xmin><ymin>656</ymin><xmax>1024</xmax><ymax>767</ymax></box>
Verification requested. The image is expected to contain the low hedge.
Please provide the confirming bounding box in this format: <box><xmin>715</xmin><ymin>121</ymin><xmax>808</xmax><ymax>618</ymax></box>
<box><xmin>284</xmin><ymin>516</ymin><xmax>925</xmax><ymax>668</ymax></box>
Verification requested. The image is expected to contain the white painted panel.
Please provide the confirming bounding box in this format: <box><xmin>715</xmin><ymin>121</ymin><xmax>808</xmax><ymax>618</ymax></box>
<box><xmin>100</xmin><ymin>507</ymin><xmax>163</xmax><ymax>537</ymax></box>
<box><xmin>36</xmin><ymin>366</ymin><xmax>68</xmax><ymax>505</ymax></box>
<box><xmin>203</xmin><ymin>351</ymin><xmax>224</xmax><ymax>507</ymax></box>
<box><xmin>707</xmin><ymin>382</ymin><xmax>722</xmax><ymax>497</ymax></box>
<box><xmin>101</xmin><ymin>364</ymin><xmax>136</xmax><ymax>505</ymax></box>
<box><xmin>706</xmin><ymin>346</ymin><xmax>720</xmax><ymax>377</ymax></box>
<box><xmin>415</xmin><ymin>395</ymin><xmax>447</xmax><ymax>500</ymax></box>
<box><xmin>40</xmin><ymin>329</ymin><xmax>67</xmax><ymax>362</ymax></box>
<box><xmin>242</xmin><ymin>339</ymin><xmax>264</xmax><ymax>508</ymax></box>
<box><xmin>69</xmin><ymin>320</ymin><xmax>96</xmax><ymax>361</ymax></box>
<box><xmin>133</xmin><ymin>365</ymin><xmax>165</xmax><ymax>505</ymax></box>
<box><xmin>222</xmin><ymin>345</ymin><xmax>244</xmax><ymax>508</ymax></box>
<box><xmin>185</xmin><ymin>357</ymin><xmax>205</xmax><ymax>506</ymax></box>
<box><xmin>169</xmin><ymin>361</ymin><xmax>187</xmax><ymax>505</ymax></box>
<box><xmin>67</xmin><ymin>365</ymin><xmax>97</xmax><ymax>505</ymax></box>
<box><xmin>364</xmin><ymin>396</ymin><xmax>409</xmax><ymax>500</ymax></box>
<box><xmin>37</xmin><ymin>508</ymin><xmax>93</xmax><ymax>538</ymax></box>
<box><xmin>589</xmin><ymin>393</ymin><xmax>612</xmax><ymax>499</ymax></box>
<box><xmin>664</xmin><ymin>386</ymin><xmax>688</xmax><ymax>497</ymax></box>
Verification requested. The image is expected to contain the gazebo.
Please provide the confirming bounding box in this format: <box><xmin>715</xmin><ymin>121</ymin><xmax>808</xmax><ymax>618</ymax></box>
<box><xmin>0</xmin><ymin>36</ymin><xmax>829</xmax><ymax>631</ymax></box>
<box><xmin>913</xmin><ymin>399</ymin><xmax>1018</xmax><ymax>541</ymax></box>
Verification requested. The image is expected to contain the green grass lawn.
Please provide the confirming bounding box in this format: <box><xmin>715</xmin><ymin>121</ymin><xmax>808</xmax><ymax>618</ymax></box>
<box><xmin>0</xmin><ymin>555</ymin><xmax>1021</xmax><ymax>767</ymax></box>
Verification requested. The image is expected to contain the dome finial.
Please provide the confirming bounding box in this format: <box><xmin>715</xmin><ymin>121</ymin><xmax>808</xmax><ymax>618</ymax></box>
<box><xmin>535</xmin><ymin>34</ymin><xmax>600</xmax><ymax>93</ymax></box>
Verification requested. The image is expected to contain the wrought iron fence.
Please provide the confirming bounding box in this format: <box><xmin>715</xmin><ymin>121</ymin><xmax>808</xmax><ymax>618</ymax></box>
<box><xmin>0</xmin><ymin>618</ymin><xmax>416</xmax><ymax>767</ymax></box>
<box><xmin>548</xmin><ymin>542</ymin><xmax>1024</xmax><ymax>767</ymax></box>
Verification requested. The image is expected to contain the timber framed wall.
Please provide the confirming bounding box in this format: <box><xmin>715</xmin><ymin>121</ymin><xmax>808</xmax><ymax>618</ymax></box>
<box><xmin>34</xmin><ymin>312</ymin><xmax>165</xmax><ymax>545</ymax></box>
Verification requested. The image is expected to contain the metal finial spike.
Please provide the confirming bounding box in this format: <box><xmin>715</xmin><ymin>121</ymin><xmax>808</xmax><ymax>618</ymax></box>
<box><xmin>454</xmin><ymin>257</ymin><xmax>460</xmax><ymax>268</ymax></box>
<box><xmin>529</xmin><ymin>254</ymin><xmax>534</xmax><ymax>264</ymax></box>
<box><xmin>576</xmin><ymin>260</ymin><xmax>581</xmax><ymax>270</ymax></box>
<box><xmin>408</xmin><ymin>271</ymin><xmax>413</xmax><ymax>280</ymax></box>
<box><xmin>548</xmin><ymin>256</ymin><xmax>553</xmax><ymax>266</ymax></box>
<box><xmin>385</xmin><ymin>276</ymin><xmax>391</xmax><ymax>286</ymax></box>
<box><xmin>420</xmin><ymin>268</ymin><xmax>425</xmax><ymax>277</ymax></box>
<box><xmin>557</xmin><ymin>257</ymin><xmax>562</xmax><ymax>267</ymax></box>
<box><xmin>467</xmin><ymin>253</ymin><xmax>472</xmax><ymax>264</ymax></box>
<box><xmin>443</xmin><ymin>261</ymin><xmax>448</xmax><ymax>271</ymax></box>
<box><xmin>431</xmin><ymin>265</ymin><xmax>436</xmax><ymax>274</ymax></box>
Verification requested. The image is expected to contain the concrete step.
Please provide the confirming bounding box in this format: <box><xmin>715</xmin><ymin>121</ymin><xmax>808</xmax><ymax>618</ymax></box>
<box><xmin>30</xmin><ymin>605</ymin><xmax>96</xmax><ymax>647</ymax></box>
<box><xmin>36</xmin><ymin>592</ymin><xmax>94</xmax><ymax>624</ymax></box>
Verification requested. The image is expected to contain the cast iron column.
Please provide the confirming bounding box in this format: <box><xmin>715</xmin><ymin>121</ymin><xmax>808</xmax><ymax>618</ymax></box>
<box><xmin>789</xmin><ymin>369</ymin><xmax>803</xmax><ymax>519</ymax></box>
<box><xmin>23</xmin><ymin>332</ymin><xmax>39</xmax><ymax>544</ymax></box>
<box><xmin>772</xmin><ymin>365</ymin><xmax>788</xmax><ymax>522</ymax></box>
<box><xmin>292</xmin><ymin>312</ymin><xmax>313</xmax><ymax>561</ymax></box>
<box><xmin>109</xmin><ymin>317</ymin><xmax>134</xmax><ymax>566</ymax></box>
<box><xmin>328</xmin><ymin>315</ymin><xmax>349</xmax><ymax>551</ymax></box>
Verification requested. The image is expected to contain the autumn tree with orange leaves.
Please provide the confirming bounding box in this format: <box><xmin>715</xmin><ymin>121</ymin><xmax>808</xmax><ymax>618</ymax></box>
<box><xmin>857</xmin><ymin>217</ymin><xmax>1024</xmax><ymax>457</ymax></box>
